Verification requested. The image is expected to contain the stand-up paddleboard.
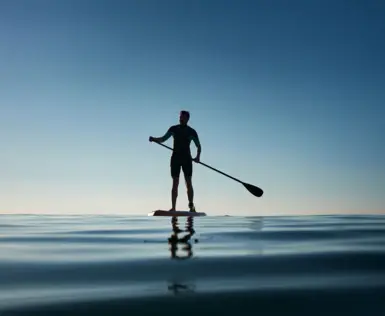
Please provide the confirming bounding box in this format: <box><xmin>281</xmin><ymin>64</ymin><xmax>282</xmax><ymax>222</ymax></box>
<box><xmin>148</xmin><ymin>210</ymin><xmax>207</xmax><ymax>217</ymax></box>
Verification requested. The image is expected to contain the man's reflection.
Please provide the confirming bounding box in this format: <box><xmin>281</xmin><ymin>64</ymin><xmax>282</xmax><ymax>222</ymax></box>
<box><xmin>167</xmin><ymin>216</ymin><xmax>197</xmax><ymax>295</ymax></box>
<box><xmin>168</xmin><ymin>216</ymin><xmax>197</xmax><ymax>260</ymax></box>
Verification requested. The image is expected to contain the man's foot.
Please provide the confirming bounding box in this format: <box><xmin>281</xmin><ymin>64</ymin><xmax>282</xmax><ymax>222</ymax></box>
<box><xmin>168</xmin><ymin>208</ymin><xmax>176</xmax><ymax>212</ymax></box>
<box><xmin>188</xmin><ymin>202</ymin><xmax>196</xmax><ymax>212</ymax></box>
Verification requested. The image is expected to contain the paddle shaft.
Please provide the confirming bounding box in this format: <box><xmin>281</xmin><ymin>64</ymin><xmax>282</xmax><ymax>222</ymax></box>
<box><xmin>154</xmin><ymin>141</ymin><xmax>244</xmax><ymax>185</ymax></box>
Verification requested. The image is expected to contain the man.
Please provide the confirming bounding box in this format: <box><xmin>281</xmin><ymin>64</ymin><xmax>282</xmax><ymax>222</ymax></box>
<box><xmin>149</xmin><ymin>110</ymin><xmax>201</xmax><ymax>212</ymax></box>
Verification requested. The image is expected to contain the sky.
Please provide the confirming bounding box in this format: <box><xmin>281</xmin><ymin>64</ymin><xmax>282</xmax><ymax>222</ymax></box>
<box><xmin>0</xmin><ymin>0</ymin><xmax>384</xmax><ymax>216</ymax></box>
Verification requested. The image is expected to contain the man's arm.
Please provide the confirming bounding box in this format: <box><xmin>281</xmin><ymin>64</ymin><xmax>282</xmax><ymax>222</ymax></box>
<box><xmin>150</xmin><ymin>127</ymin><xmax>173</xmax><ymax>143</ymax></box>
<box><xmin>191</xmin><ymin>133</ymin><xmax>201</xmax><ymax>161</ymax></box>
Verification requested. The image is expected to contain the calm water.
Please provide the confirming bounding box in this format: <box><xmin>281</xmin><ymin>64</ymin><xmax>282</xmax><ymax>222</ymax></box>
<box><xmin>1</xmin><ymin>214</ymin><xmax>385</xmax><ymax>315</ymax></box>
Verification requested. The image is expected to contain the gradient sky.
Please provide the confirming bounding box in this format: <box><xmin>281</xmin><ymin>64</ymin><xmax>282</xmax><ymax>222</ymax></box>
<box><xmin>1</xmin><ymin>0</ymin><xmax>384</xmax><ymax>216</ymax></box>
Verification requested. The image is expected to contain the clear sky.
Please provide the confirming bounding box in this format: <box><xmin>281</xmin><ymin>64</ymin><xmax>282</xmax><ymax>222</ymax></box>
<box><xmin>1</xmin><ymin>0</ymin><xmax>384</xmax><ymax>216</ymax></box>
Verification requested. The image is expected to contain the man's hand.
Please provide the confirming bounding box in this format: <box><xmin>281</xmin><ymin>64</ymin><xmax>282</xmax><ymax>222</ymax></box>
<box><xmin>193</xmin><ymin>155</ymin><xmax>200</xmax><ymax>163</ymax></box>
<box><xmin>149</xmin><ymin>136</ymin><xmax>155</xmax><ymax>142</ymax></box>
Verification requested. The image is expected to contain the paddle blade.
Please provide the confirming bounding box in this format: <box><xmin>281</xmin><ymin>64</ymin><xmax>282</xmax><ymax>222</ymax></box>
<box><xmin>243</xmin><ymin>182</ymin><xmax>264</xmax><ymax>197</ymax></box>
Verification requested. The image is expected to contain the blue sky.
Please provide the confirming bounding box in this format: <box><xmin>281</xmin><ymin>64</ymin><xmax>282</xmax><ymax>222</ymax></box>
<box><xmin>1</xmin><ymin>0</ymin><xmax>384</xmax><ymax>216</ymax></box>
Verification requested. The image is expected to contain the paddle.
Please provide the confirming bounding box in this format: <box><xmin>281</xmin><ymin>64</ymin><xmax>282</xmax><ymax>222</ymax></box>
<box><xmin>152</xmin><ymin>141</ymin><xmax>264</xmax><ymax>198</ymax></box>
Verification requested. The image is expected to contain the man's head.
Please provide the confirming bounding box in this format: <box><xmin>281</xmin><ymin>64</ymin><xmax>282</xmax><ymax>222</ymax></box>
<box><xmin>179</xmin><ymin>110</ymin><xmax>190</xmax><ymax>125</ymax></box>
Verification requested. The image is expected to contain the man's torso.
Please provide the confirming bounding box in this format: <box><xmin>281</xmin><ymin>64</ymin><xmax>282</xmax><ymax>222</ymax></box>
<box><xmin>169</xmin><ymin>124</ymin><xmax>197</xmax><ymax>158</ymax></box>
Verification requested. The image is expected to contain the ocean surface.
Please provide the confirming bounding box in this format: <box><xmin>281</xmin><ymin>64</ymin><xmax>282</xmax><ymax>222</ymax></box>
<box><xmin>0</xmin><ymin>214</ymin><xmax>385</xmax><ymax>315</ymax></box>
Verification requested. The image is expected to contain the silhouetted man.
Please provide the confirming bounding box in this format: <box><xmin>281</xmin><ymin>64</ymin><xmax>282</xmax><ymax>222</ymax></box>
<box><xmin>149</xmin><ymin>110</ymin><xmax>201</xmax><ymax>212</ymax></box>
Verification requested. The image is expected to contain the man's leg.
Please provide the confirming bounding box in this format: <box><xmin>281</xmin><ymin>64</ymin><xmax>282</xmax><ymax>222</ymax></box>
<box><xmin>182</xmin><ymin>159</ymin><xmax>195</xmax><ymax>212</ymax></box>
<box><xmin>170</xmin><ymin>156</ymin><xmax>181</xmax><ymax>211</ymax></box>
<box><xmin>171</xmin><ymin>177</ymin><xmax>179</xmax><ymax>211</ymax></box>
<box><xmin>184</xmin><ymin>176</ymin><xmax>195</xmax><ymax>211</ymax></box>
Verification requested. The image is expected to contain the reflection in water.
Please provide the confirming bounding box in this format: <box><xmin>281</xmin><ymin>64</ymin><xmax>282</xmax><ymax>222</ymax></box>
<box><xmin>168</xmin><ymin>216</ymin><xmax>197</xmax><ymax>260</ymax></box>
<box><xmin>168</xmin><ymin>282</ymin><xmax>196</xmax><ymax>295</ymax></box>
<box><xmin>167</xmin><ymin>216</ymin><xmax>197</xmax><ymax>296</ymax></box>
